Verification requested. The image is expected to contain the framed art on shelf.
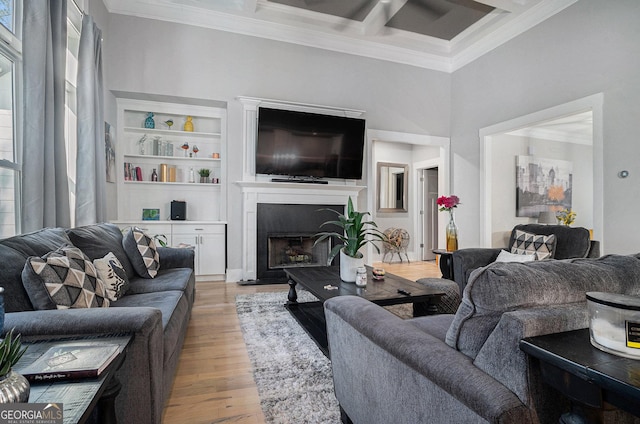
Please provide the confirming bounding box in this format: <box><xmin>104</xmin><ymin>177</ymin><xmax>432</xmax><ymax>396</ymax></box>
<box><xmin>142</xmin><ymin>209</ymin><xmax>160</xmax><ymax>221</ymax></box>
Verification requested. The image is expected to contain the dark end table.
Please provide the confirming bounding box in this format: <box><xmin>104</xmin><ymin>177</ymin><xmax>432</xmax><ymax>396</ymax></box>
<box><xmin>520</xmin><ymin>328</ymin><xmax>640</xmax><ymax>423</ymax></box>
<box><xmin>15</xmin><ymin>335</ymin><xmax>131</xmax><ymax>424</ymax></box>
<box><xmin>432</xmin><ymin>249</ymin><xmax>454</xmax><ymax>280</ymax></box>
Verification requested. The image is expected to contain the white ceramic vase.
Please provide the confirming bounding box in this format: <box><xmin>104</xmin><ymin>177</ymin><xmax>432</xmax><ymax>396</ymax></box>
<box><xmin>340</xmin><ymin>249</ymin><xmax>364</xmax><ymax>283</ymax></box>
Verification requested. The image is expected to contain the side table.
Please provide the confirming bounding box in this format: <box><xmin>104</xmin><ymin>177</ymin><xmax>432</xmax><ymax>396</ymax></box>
<box><xmin>520</xmin><ymin>328</ymin><xmax>640</xmax><ymax>423</ymax></box>
<box><xmin>15</xmin><ymin>335</ymin><xmax>131</xmax><ymax>424</ymax></box>
<box><xmin>432</xmin><ymin>249</ymin><xmax>454</xmax><ymax>280</ymax></box>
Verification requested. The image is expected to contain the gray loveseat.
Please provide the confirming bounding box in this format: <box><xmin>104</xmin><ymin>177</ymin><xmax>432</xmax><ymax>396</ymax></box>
<box><xmin>1</xmin><ymin>223</ymin><xmax>194</xmax><ymax>424</ymax></box>
<box><xmin>325</xmin><ymin>254</ymin><xmax>640</xmax><ymax>424</ymax></box>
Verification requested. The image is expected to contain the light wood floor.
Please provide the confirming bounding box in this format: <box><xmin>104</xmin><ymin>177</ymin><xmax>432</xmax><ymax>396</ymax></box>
<box><xmin>162</xmin><ymin>260</ymin><xmax>441</xmax><ymax>423</ymax></box>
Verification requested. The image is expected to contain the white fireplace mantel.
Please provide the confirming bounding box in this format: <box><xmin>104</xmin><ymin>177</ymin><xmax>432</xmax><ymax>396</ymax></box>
<box><xmin>237</xmin><ymin>181</ymin><xmax>365</xmax><ymax>281</ymax></box>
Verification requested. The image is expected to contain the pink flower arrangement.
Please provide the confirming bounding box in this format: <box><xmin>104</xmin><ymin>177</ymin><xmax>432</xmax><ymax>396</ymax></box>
<box><xmin>437</xmin><ymin>195</ymin><xmax>460</xmax><ymax>212</ymax></box>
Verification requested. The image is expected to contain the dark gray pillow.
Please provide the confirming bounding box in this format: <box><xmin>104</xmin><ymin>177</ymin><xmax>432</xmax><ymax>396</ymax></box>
<box><xmin>66</xmin><ymin>223</ymin><xmax>136</xmax><ymax>280</ymax></box>
<box><xmin>122</xmin><ymin>227</ymin><xmax>160</xmax><ymax>279</ymax></box>
<box><xmin>22</xmin><ymin>247</ymin><xmax>110</xmax><ymax>310</ymax></box>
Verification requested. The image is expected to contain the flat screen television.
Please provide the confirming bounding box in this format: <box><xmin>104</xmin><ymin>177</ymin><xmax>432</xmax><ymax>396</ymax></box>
<box><xmin>255</xmin><ymin>107</ymin><xmax>366</xmax><ymax>180</ymax></box>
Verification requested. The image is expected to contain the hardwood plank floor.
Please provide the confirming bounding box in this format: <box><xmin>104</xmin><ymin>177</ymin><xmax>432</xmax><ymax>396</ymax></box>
<box><xmin>162</xmin><ymin>260</ymin><xmax>441</xmax><ymax>423</ymax></box>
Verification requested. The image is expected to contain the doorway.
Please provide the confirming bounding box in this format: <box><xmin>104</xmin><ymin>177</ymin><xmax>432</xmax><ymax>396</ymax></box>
<box><xmin>421</xmin><ymin>168</ymin><xmax>439</xmax><ymax>260</ymax></box>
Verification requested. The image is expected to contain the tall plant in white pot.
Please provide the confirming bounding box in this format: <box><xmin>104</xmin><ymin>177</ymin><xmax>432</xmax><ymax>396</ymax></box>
<box><xmin>314</xmin><ymin>197</ymin><xmax>386</xmax><ymax>282</ymax></box>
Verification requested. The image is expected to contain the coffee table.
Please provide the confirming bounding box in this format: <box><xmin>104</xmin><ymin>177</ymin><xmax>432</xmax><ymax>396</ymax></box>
<box><xmin>14</xmin><ymin>335</ymin><xmax>131</xmax><ymax>424</ymax></box>
<box><xmin>284</xmin><ymin>265</ymin><xmax>445</xmax><ymax>356</ymax></box>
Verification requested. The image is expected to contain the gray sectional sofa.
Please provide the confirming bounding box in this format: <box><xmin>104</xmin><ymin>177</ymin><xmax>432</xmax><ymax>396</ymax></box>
<box><xmin>1</xmin><ymin>223</ymin><xmax>194</xmax><ymax>424</ymax></box>
<box><xmin>325</xmin><ymin>254</ymin><xmax>640</xmax><ymax>424</ymax></box>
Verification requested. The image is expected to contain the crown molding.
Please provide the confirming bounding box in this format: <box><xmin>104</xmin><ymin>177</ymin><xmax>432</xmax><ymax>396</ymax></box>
<box><xmin>104</xmin><ymin>0</ymin><xmax>577</xmax><ymax>73</ymax></box>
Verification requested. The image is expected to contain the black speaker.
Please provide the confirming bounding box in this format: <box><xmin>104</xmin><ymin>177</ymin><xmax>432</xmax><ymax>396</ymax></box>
<box><xmin>171</xmin><ymin>201</ymin><xmax>186</xmax><ymax>220</ymax></box>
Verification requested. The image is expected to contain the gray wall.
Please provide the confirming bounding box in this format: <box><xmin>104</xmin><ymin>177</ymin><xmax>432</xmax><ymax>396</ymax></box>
<box><xmin>102</xmin><ymin>13</ymin><xmax>451</xmax><ymax>273</ymax></box>
<box><xmin>451</xmin><ymin>0</ymin><xmax>640</xmax><ymax>253</ymax></box>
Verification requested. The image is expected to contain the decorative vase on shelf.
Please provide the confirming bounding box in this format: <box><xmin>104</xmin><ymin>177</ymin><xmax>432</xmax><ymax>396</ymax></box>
<box><xmin>446</xmin><ymin>210</ymin><xmax>458</xmax><ymax>252</ymax></box>
<box><xmin>183</xmin><ymin>116</ymin><xmax>194</xmax><ymax>132</ymax></box>
<box><xmin>144</xmin><ymin>112</ymin><xmax>155</xmax><ymax>129</ymax></box>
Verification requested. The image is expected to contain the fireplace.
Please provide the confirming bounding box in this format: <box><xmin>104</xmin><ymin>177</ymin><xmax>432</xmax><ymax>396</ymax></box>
<box><xmin>256</xmin><ymin>203</ymin><xmax>344</xmax><ymax>283</ymax></box>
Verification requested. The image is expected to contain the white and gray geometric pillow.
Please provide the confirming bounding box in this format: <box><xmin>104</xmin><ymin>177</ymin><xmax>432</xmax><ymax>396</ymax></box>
<box><xmin>93</xmin><ymin>252</ymin><xmax>129</xmax><ymax>301</ymax></box>
<box><xmin>122</xmin><ymin>227</ymin><xmax>160</xmax><ymax>278</ymax></box>
<box><xmin>23</xmin><ymin>247</ymin><xmax>110</xmax><ymax>309</ymax></box>
<box><xmin>510</xmin><ymin>230</ymin><xmax>556</xmax><ymax>260</ymax></box>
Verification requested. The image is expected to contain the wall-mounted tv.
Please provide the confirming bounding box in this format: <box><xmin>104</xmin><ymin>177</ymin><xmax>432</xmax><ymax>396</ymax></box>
<box><xmin>255</xmin><ymin>107</ymin><xmax>366</xmax><ymax>181</ymax></box>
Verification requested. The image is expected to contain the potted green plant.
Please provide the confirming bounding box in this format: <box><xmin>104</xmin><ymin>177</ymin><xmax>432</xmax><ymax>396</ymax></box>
<box><xmin>314</xmin><ymin>197</ymin><xmax>386</xmax><ymax>282</ymax></box>
<box><xmin>197</xmin><ymin>168</ymin><xmax>211</xmax><ymax>183</ymax></box>
<box><xmin>0</xmin><ymin>328</ymin><xmax>29</xmax><ymax>403</ymax></box>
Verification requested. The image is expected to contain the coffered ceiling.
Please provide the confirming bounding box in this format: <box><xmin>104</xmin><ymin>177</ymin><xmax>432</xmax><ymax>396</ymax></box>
<box><xmin>102</xmin><ymin>0</ymin><xmax>577</xmax><ymax>72</ymax></box>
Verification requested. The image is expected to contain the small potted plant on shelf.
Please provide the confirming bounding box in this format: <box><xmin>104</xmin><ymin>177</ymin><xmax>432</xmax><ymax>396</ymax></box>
<box><xmin>314</xmin><ymin>197</ymin><xmax>386</xmax><ymax>282</ymax></box>
<box><xmin>0</xmin><ymin>328</ymin><xmax>29</xmax><ymax>403</ymax></box>
<box><xmin>197</xmin><ymin>168</ymin><xmax>210</xmax><ymax>183</ymax></box>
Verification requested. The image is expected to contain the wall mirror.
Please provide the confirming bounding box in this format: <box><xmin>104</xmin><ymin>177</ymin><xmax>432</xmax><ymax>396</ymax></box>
<box><xmin>377</xmin><ymin>162</ymin><xmax>408</xmax><ymax>213</ymax></box>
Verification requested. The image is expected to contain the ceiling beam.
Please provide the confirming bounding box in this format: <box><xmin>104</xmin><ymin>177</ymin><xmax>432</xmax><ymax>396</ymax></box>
<box><xmin>362</xmin><ymin>0</ymin><xmax>408</xmax><ymax>36</ymax></box>
<box><xmin>472</xmin><ymin>0</ymin><xmax>535</xmax><ymax>13</ymax></box>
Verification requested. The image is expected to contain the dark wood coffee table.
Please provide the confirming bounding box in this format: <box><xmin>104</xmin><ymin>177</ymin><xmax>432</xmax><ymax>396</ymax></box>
<box><xmin>284</xmin><ymin>265</ymin><xmax>444</xmax><ymax>356</ymax></box>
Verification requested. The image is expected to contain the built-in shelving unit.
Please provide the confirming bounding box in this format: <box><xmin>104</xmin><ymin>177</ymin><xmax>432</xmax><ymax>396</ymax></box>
<box><xmin>115</xmin><ymin>97</ymin><xmax>228</xmax><ymax>279</ymax></box>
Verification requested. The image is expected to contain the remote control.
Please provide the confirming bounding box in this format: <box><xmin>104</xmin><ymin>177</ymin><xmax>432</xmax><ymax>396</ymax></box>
<box><xmin>397</xmin><ymin>289</ymin><xmax>411</xmax><ymax>296</ymax></box>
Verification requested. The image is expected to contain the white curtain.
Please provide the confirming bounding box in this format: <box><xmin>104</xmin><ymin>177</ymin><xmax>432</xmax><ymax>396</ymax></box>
<box><xmin>75</xmin><ymin>15</ymin><xmax>106</xmax><ymax>226</ymax></box>
<box><xmin>21</xmin><ymin>0</ymin><xmax>71</xmax><ymax>232</ymax></box>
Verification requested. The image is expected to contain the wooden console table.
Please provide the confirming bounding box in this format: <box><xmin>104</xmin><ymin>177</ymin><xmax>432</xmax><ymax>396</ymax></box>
<box><xmin>520</xmin><ymin>328</ymin><xmax>640</xmax><ymax>422</ymax></box>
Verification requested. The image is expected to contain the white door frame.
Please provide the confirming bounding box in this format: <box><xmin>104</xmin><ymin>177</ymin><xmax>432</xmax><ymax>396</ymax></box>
<box><xmin>366</xmin><ymin>129</ymin><xmax>450</xmax><ymax>261</ymax></box>
<box><xmin>478</xmin><ymin>93</ymin><xmax>604</xmax><ymax>248</ymax></box>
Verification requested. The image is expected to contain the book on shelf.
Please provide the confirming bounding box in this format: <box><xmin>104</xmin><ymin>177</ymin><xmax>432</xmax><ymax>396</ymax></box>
<box><xmin>18</xmin><ymin>344</ymin><xmax>120</xmax><ymax>382</ymax></box>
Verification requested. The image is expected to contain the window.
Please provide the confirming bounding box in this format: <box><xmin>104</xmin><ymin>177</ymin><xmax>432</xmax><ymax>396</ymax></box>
<box><xmin>66</xmin><ymin>0</ymin><xmax>81</xmax><ymax>225</ymax></box>
<box><xmin>0</xmin><ymin>0</ymin><xmax>21</xmax><ymax>238</ymax></box>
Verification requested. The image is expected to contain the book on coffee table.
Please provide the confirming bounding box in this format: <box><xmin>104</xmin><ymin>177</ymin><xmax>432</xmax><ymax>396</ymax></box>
<box><xmin>19</xmin><ymin>343</ymin><xmax>120</xmax><ymax>382</ymax></box>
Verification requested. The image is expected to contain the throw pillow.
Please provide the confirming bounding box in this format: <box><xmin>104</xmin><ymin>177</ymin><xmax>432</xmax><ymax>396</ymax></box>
<box><xmin>22</xmin><ymin>247</ymin><xmax>110</xmax><ymax>310</ymax></box>
<box><xmin>122</xmin><ymin>227</ymin><xmax>160</xmax><ymax>278</ymax></box>
<box><xmin>93</xmin><ymin>252</ymin><xmax>130</xmax><ymax>301</ymax></box>
<box><xmin>495</xmin><ymin>249</ymin><xmax>536</xmax><ymax>263</ymax></box>
<box><xmin>510</xmin><ymin>230</ymin><xmax>556</xmax><ymax>260</ymax></box>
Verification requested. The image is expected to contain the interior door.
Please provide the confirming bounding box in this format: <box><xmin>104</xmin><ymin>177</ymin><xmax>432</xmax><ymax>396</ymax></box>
<box><xmin>422</xmin><ymin>168</ymin><xmax>439</xmax><ymax>260</ymax></box>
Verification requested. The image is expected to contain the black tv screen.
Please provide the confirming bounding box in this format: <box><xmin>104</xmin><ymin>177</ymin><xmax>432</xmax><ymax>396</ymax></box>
<box><xmin>256</xmin><ymin>107</ymin><xmax>366</xmax><ymax>180</ymax></box>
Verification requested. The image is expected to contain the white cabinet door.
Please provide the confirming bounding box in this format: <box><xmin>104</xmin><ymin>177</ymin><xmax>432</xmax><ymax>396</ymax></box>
<box><xmin>197</xmin><ymin>232</ymin><xmax>226</xmax><ymax>275</ymax></box>
<box><xmin>171</xmin><ymin>224</ymin><xmax>226</xmax><ymax>277</ymax></box>
<box><xmin>171</xmin><ymin>233</ymin><xmax>201</xmax><ymax>273</ymax></box>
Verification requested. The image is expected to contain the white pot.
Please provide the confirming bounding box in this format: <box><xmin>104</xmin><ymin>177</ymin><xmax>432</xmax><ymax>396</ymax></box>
<box><xmin>340</xmin><ymin>249</ymin><xmax>364</xmax><ymax>283</ymax></box>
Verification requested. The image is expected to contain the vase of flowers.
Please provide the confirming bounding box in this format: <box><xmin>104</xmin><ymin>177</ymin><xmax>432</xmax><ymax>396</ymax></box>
<box><xmin>437</xmin><ymin>195</ymin><xmax>460</xmax><ymax>252</ymax></box>
<box><xmin>556</xmin><ymin>208</ymin><xmax>576</xmax><ymax>226</ymax></box>
<box><xmin>314</xmin><ymin>197</ymin><xmax>386</xmax><ymax>282</ymax></box>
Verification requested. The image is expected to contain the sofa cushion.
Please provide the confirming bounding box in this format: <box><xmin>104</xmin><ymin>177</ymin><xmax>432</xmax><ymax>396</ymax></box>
<box><xmin>66</xmin><ymin>223</ymin><xmax>137</xmax><ymax>280</ymax></box>
<box><xmin>22</xmin><ymin>247</ymin><xmax>110</xmax><ymax>310</ymax></box>
<box><xmin>509</xmin><ymin>224</ymin><xmax>590</xmax><ymax>259</ymax></box>
<box><xmin>0</xmin><ymin>228</ymin><xmax>73</xmax><ymax>313</ymax></box>
<box><xmin>495</xmin><ymin>249</ymin><xmax>536</xmax><ymax>263</ymax></box>
<box><xmin>93</xmin><ymin>252</ymin><xmax>130</xmax><ymax>301</ymax></box>
<box><xmin>510</xmin><ymin>230</ymin><xmax>556</xmax><ymax>260</ymax></box>
<box><xmin>122</xmin><ymin>227</ymin><xmax>160</xmax><ymax>279</ymax></box>
<box><xmin>127</xmin><ymin>268</ymin><xmax>195</xmax><ymax>307</ymax></box>
<box><xmin>445</xmin><ymin>254</ymin><xmax>640</xmax><ymax>359</ymax></box>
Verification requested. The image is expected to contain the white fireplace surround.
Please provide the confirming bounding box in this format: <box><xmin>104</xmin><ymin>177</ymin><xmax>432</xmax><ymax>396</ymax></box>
<box><xmin>235</xmin><ymin>97</ymin><xmax>367</xmax><ymax>282</ymax></box>
<box><xmin>237</xmin><ymin>182</ymin><xmax>364</xmax><ymax>281</ymax></box>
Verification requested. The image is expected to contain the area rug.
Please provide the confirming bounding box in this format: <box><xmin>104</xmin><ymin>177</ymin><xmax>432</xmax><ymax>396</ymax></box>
<box><xmin>236</xmin><ymin>291</ymin><xmax>341</xmax><ymax>424</ymax></box>
<box><xmin>236</xmin><ymin>291</ymin><xmax>414</xmax><ymax>423</ymax></box>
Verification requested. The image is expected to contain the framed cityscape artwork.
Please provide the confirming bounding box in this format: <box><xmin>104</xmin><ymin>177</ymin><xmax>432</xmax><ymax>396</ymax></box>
<box><xmin>515</xmin><ymin>155</ymin><xmax>573</xmax><ymax>217</ymax></box>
